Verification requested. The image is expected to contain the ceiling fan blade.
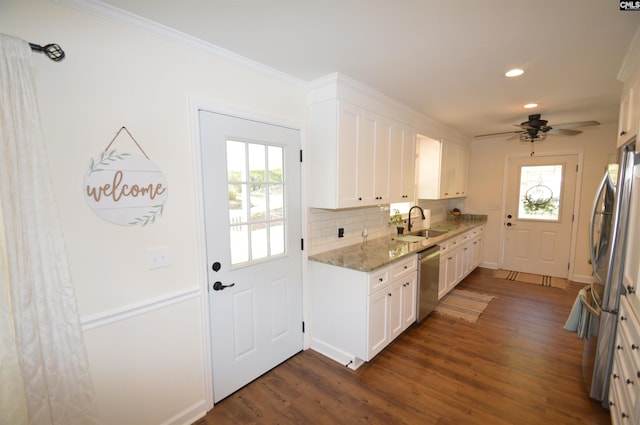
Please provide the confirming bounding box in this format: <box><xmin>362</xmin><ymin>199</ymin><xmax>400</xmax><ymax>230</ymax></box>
<box><xmin>506</xmin><ymin>133</ymin><xmax>521</xmax><ymax>141</ymax></box>
<box><xmin>474</xmin><ymin>130</ymin><xmax>521</xmax><ymax>138</ymax></box>
<box><xmin>547</xmin><ymin>128</ymin><xmax>582</xmax><ymax>136</ymax></box>
<box><xmin>552</xmin><ymin>120</ymin><xmax>600</xmax><ymax>129</ymax></box>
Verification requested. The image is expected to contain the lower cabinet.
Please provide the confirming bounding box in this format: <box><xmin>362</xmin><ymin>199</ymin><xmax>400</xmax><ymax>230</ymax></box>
<box><xmin>309</xmin><ymin>254</ymin><xmax>417</xmax><ymax>370</ymax></box>
<box><xmin>609</xmin><ymin>295</ymin><xmax>640</xmax><ymax>424</ymax></box>
<box><xmin>438</xmin><ymin>225</ymin><xmax>484</xmax><ymax>300</ymax></box>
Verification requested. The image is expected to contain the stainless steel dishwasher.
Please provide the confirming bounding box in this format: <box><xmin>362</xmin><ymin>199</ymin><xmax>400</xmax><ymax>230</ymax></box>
<box><xmin>416</xmin><ymin>245</ymin><xmax>440</xmax><ymax>322</ymax></box>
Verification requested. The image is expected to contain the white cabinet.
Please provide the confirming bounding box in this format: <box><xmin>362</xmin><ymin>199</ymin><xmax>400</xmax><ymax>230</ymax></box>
<box><xmin>417</xmin><ymin>136</ymin><xmax>469</xmax><ymax>200</ymax></box>
<box><xmin>309</xmin><ymin>99</ymin><xmax>416</xmax><ymax>208</ymax></box>
<box><xmin>389</xmin><ymin>124</ymin><xmax>416</xmax><ymax>202</ymax></box>
<box><xmin>310</xmin><ymin>255</ymin><xmax>418</xmax><ymax>369</ymax></box>
<box><xmin>437</xmin><ymin>225</ymin><xmax>484</xmax><ymax>300</ymax></box>
<box><xmin>609</xmin><ymin>296</ymin><xmax>640</xmax><ymax>424</ymax></box>
<box><xmin>617</xmin><ymin>75</ymin><xmax>640</xmax><ymax>148</ymax></box>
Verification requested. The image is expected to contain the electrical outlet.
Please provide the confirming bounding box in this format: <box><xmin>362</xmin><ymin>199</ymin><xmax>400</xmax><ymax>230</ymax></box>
<box><xmin>146</xmin><ymin>246</ymin><xmax>171</xmax><ymax>269</ymax></box>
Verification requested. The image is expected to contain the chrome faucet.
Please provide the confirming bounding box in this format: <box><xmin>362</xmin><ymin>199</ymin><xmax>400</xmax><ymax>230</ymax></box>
<box><xmin>407</xmin><ymin>206</ymin><xmax>426</xmax><ymax>232</ymax></box>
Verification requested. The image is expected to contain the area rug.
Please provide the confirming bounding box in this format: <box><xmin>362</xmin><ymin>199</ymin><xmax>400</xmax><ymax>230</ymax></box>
<box><xmin>493</xmin><ymin>269</ymin><xmax>568</xmax><ymax>290</ymax></box>
<box><xmin>434</xmin><ymin>289</ymin><xmax>496</xmax><ymax>323</ymax></box>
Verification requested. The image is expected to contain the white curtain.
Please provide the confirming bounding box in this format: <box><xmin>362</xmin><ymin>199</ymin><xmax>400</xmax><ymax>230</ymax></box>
<box><xmin>0</xmin><ymin>34</ymin><xmax>98</xmax><ymax>425</ymax></box>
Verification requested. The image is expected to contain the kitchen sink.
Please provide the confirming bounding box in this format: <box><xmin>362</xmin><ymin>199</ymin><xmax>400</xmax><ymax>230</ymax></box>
<box><xmin>393</xmin><ymin>229</ymin><xmax>448</xmax><ymax>243</ymax></box>
<box><xmin>408</xmin><ymin>229</ymin><xmax>448</xmax><ymax>238</ymax></box>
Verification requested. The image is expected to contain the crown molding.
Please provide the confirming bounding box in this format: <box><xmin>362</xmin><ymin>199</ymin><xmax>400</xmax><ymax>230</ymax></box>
<box><xmin>54</xmin><ymin>0</ymin><xmax>308</xmax><ymax>87</ymax></box>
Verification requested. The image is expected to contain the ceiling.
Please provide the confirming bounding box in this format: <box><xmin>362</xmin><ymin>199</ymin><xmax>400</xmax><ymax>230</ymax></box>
<box><xmin>100</xmin><ymin>0</ymin><xmax>640</xmax><ymax>138</ymax></box>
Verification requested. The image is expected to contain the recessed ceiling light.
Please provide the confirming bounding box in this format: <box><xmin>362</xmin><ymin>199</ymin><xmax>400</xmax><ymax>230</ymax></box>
<box><xmin>524</xmin><ymin>103</ymin><xmax>538</xmax><ymax>109</ymax></box>
<box><xmin>505</xmin><ymin>68</ymin><xmax>524</xmax><ymax>77</ymax></box>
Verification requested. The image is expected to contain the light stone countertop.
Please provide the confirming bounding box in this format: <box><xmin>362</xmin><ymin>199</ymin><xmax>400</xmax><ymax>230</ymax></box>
<box><xmin>308</xmin><ymin>219</ymin><xmax>487</xmax><ymax>272</ymax></box>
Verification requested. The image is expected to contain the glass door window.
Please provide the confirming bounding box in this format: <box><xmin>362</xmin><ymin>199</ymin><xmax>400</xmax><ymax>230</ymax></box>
<box><xmin>227</xmin><ymin>140</ymin><xmax>286</xmax><ymax>266</ymax></box>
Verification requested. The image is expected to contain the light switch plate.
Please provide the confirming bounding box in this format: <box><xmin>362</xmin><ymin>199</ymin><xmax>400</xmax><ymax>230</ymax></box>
<box><xmin>146</xmin><ymin>246</ymin><xmax>170</xmax><ymax>269</ymax></box>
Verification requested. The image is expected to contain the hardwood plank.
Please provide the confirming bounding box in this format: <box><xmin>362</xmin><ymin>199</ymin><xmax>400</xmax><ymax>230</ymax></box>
<box><xmin>194</xmin><ymin>267</ymin><xmax>611</xmax><ymax>425</ymax></box>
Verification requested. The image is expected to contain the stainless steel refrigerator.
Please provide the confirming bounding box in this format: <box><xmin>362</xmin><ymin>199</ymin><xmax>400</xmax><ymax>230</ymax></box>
<box><xmin>585</xmin><ymin>139</ymin><xmax>638</xmax><ymax>406</ymax></box>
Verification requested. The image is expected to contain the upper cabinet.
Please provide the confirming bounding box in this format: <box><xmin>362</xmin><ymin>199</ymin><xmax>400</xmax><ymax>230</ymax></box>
<box><xmin>617</xmin><ymin>74</ymin><xmax>640</xmax><ymax>147</ymax></box>
<box><xmin>417</xmin><ymin>136</ymin><xmax>469</xmax><ymax>199</ymax></box>
<box><xmin>308</xmin><ymin>76</ymin><xmax>417</xmax><ymax>209</ymax></box>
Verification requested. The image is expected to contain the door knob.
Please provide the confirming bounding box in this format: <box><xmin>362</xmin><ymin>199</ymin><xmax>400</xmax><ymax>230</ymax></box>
<box><xmin>506</xmin><ymin>222</ymin><xmax>512</xmax><ymax>227</ymax></box>
<box><xmin>213</xmin><ymin>281</ymin><xmax>235</xmax><ymax>291</ymax></box>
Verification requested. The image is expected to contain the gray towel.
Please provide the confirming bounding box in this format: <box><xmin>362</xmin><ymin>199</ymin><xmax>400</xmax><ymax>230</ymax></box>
<box><xmin>564</xmin><ymin>287</ymin><xmax>588</xmax><ymax>339</ymax></box>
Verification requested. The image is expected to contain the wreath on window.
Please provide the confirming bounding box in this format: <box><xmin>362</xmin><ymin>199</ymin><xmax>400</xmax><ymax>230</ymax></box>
<box><xmin>522</xmin><ymin>184</ymin><xmax>557</xmax><ymax>213</ymax></box>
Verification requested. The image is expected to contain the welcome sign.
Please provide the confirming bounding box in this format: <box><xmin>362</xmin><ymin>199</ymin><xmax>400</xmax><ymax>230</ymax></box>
<box><xmin>84</xmin><ymin>149</ymin><xmax>168</xmax><ymax>226</ymax></box>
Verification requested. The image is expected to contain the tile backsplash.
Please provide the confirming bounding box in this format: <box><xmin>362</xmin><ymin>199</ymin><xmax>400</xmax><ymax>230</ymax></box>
<box><xmin>308</xmin><ymin>198</ymin><xmax>466</xmax><ymax>255</ymax></box>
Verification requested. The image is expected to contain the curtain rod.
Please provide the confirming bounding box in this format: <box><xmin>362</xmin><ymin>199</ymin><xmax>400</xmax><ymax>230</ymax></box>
<box><xmin>29</xmin><ymin>42</ymin><xmax>65</xmax><ymax>62</ymax></box>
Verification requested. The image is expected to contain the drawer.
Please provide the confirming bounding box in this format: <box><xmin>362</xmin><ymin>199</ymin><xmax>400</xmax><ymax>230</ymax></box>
<box><xmin>368</xmin><ymin>268</ymin><xmax>390</xmax><ymax>295</ymax></box>
<box><xmin>620</xmin><ymin>296</ymin><xmax>640</xmax><ymax>374</ymax></box>
<box><xmin>611</xmin><ymin>353</ymin><xmax>636</xmax><ymax>424</ymax></box>
<box><xmin>391</xmin><ymin>255</ymin><xmax>417</xmax><ymax>280</ymax></box>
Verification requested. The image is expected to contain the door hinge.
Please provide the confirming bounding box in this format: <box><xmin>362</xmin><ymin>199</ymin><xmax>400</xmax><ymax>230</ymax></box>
<box><xmin>302</xmin><ymin>321</ymin><xmax>305</xmax><ymax>333</ymax></box>
<box><xmin>300</xmin><ymin>149</ymin><xmax>303</xmax><ymax>163</ymax></box>
<box><xmin>301</xmin><ymin>238</ymin><xmax>304</xmax><ymax>250</ymax></box>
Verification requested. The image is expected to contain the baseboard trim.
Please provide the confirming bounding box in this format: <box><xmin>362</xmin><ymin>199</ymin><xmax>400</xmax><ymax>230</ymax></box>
<box><xmin>81</xmin><ymin>287</ymin><xmax>201</xmax><ymax>331</ymax></box>
<box><xmin>159</xmin><ymin>399</ymin><xmax>208</xmax><ymax>425</ymax></box>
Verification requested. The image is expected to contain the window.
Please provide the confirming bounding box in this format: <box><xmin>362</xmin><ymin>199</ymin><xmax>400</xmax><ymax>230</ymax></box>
<box><xmin>518</xmin><ymin>164</ymin><xmax>563</xmax><ymax>221</ymax></box>
<box><xmin>227</xmin><ymin>140</ymin><xmax>286</xmax><ymax>266</ymax></box>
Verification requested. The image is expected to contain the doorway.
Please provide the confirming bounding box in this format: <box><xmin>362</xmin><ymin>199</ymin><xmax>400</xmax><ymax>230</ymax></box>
<box><xmin>199</xmin><ymin>110</ymin><xmax>303</xmax><ymax>403</ymax></box>
<box><xmin>502</xmin><ymin>154</ymin><xmax>579</xmax><ymax>278</ymax></box>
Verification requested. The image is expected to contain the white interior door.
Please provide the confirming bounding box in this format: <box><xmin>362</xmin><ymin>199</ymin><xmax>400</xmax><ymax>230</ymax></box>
<box><xmin>199</xmin><ymin>111</ymin><xmax>303</xmax><ymax>403</ymax></box>
<box><xmin>503</xmin><ymin>154</ymin><xmax>578</xmax><ymax>278</ymax></box>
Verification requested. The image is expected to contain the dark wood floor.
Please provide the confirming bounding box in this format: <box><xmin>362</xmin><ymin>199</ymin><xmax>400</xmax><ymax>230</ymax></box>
<box><xmin>194</xmin><ymin>267</ymin><xmax>611</xmax><ymax>425</ymax></box>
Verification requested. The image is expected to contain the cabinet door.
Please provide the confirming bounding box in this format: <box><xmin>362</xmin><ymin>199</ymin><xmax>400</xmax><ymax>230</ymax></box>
<box><xmin>373</xmin><ymin>114</ymin><xmax>392</xmax><ymax>203</ymax></box>
<box><xmin>388</xmin><ymin>280</ymin><xmax>404</xmax><ymax>341</ymax></box>
<box><xmin>390</xmin><ymin>125</ymin><xmax>416</xmax><ymax>202</ymax></box>
<box><xmin>400</xmin><ymin>273</ymin><xmax>417</xmax><ymax>330</ymax></box>
<box><xmin>367</xmin><ymin>289</ymin><xmax>390</xmax><ymax>360</ymax></box>
<box><xmin>441</xmin><ymin>140</ymin><xmax>469</xmax><ymax>198</ymax></box>
<box><xmin>438</xmin><ymin>255</ymin><xmax>449</xmax><ymax>299</ymax></box>
<box><xmin>624</xmin><ymin>162</ymin><xmax>640</xmax><ymax>315</ymax></box>
<box><xmin>337</xmin><ymin>102</ymin><xmax>364</xmax><ymax>207</ymax></box>
<box><xmin>389</xmin><ymin>124</ymin><xmax>404</xmax><ymax>202</ymax></box>
<box><xmin>618</xmin><ymin>77</ymin><xmax>639</xmax><ymax>147</ymax></box>
<box><xmin>445</xmin><ymin>249</ymin><xmax>459</xmax><ymax>293</ymax></box>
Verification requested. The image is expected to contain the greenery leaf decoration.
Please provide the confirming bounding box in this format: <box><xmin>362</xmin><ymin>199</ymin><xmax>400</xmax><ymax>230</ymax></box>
<box><xmin>129</xmin><ymin>204</ymin><xmax>164</xmax><ymax>226</ymax></box>
<box><xmin>88</xmin><ymin>150</ymin><xmax>130</xmax><ymax>174</ymax></box>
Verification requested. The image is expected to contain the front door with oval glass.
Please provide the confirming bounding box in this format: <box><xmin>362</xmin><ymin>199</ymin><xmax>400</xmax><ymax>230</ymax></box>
<box><xmin>503</xmin><ymin>154</ymin><xmax>578</xmax><ymax>278</ymax></box>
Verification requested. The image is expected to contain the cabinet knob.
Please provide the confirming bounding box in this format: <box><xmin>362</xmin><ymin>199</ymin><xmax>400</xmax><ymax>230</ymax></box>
<box><xmin>617</xmin><ymin>344</ymin><xmax>624</xmax><ymax>351</ymax></box>
<box><xmin>632</xmin><ymin>344</ymin><xmax>639</xmax><ymax>350</ymax></box>
<box><xmin>621</xmin><ymin>130</ymin><xmax>627</xmax><ymax>136</ymax></box>
<box><xmin>626</xmin><ymin>378</ymin><xmax>634</xmax><ymax>385</ymax></box>
<box><xmin>614</xmin><ymin>373</ymin><xmax>620</xmax><ymax>379</ymax></box>
<box><xmin>388</xmin><ymin>293</ymin><xmax>392</xmax><ymax>297</ymax></box>
<box><xmin>621</xmin><ymin>316</ymin><xmax>627</xmax><ymax>321</ymax></box>
<box><xmin>627</xmin><ymin>285</ymin><xmax>636</xmax><ymax>294</ymax></box>
<box><xmin>379</xmin><ymin>278</ymin><xmax>383</xmax><ymax>282</ymax></box>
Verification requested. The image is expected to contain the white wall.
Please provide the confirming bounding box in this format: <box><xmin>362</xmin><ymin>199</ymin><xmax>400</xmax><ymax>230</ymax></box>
<box><xmin>1</xmin><ymin>1</ymin><xmax>308</xmax><ymax>424</ymax></box>
<box><xmin>466</xmin><ymin>124</ymin><xmax>618</xmax><ymax>281</ymax></box>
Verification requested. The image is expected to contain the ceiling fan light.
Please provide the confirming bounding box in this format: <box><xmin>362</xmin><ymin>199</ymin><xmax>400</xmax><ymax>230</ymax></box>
<box><xmin>505</xmin><ymin>68</ymin><xmax>524</xmax><ymax>77</ymax></box>
<box><xmin>520</xmin><ymin>132</ymin><xmax>547</xmax><ymax>142</ymax></box>
<box><xmin>524</xmin><ymin>103</ymin><xmax>538</xmax><ymax>109</ymax></box>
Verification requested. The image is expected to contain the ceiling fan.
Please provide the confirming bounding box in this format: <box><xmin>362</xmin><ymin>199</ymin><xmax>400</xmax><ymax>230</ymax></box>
<box><xmin>476</xmin><ymin>114</ymin><xmax>600</xmax><ymax>143</ymax></box>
